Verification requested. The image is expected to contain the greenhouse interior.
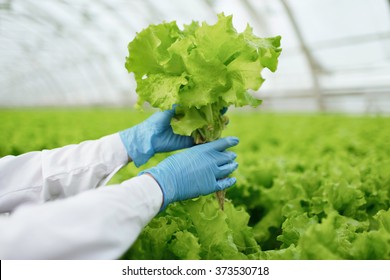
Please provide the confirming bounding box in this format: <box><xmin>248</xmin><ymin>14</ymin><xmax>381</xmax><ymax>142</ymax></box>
<box><xmin>1</xmin><ymin>0</ymin><xmax>390</xmax><ymax>261</ymax></box>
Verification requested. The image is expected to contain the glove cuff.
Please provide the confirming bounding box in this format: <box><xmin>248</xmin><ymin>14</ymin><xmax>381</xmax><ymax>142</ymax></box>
<box><xmin>139</xmin><ymin>168</ymin><xmax>173</xmax><ymax>211</ymax></box>
<box><xmin>119</xmin><ymin>127</ymin><xmax>154</xmax><ymax>167</ymax></box>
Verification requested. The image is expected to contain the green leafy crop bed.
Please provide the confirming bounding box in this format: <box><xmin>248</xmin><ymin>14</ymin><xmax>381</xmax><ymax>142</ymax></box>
<box><xmin>1</xmin><ymin>109</ymin><xmax>389</xmax><ymax>259</ymax></box>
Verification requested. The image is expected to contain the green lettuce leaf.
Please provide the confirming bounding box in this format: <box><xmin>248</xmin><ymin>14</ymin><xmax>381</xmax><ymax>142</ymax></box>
<box><xmin>169</xmin><ymin>230</ymin><xmax>201</xmax><ymax>260</ymax></box>
<box><xmin>123</xmin><ymin>196</ymin><xmax>260</xmax><ymax>260</ymax></box>
<box><xmin>126</xmin><ymin>13</ymin><xmax>281</xmax><ymax>142</ymax></box>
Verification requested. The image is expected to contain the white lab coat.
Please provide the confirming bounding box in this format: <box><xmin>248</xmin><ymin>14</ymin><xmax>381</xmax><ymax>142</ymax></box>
<box><xmin>0</xmin><ymin>134</ymin><xmax>162</xmax><ymax>259</ymax></box>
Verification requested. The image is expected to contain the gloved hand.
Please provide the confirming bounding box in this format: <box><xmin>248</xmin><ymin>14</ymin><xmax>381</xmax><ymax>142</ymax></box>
<box><xmin>139</xmin><ymin>137</ymin><xmax>239</xmax><ymax>210</ymax></box>
<box><xmin>119</xmin><ymin>109</ymin><xmax>194</xmax><ymax>167</ymax></box>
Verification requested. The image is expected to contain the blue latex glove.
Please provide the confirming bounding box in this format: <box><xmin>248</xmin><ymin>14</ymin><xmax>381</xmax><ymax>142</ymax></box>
<box><xmin>140</xmin><ymin>137</ymin><xmax>239</xmax><ymax>210</ymax></box>
<box><xmin>119</xmin><ymin>109</ymin><xmax>194</xmax><ymax>167</ymax></box>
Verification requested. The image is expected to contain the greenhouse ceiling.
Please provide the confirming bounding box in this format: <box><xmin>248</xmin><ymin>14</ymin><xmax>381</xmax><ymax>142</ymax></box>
<box><xmin>0</xmin><ymin>0</ymin><xmax>390</xmax><ymax>113</ymax></box>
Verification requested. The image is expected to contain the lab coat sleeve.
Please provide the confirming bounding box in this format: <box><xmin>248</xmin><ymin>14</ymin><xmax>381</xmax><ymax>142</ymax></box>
<box><xmin>0</xmin><ymin>133</ymin><xmax>129</xmax><ymax>213</ymax></box>
<box><xmin>0</xmin><ymin>174</ymin><xmax>163</xmax><ymax>259</ymax></box>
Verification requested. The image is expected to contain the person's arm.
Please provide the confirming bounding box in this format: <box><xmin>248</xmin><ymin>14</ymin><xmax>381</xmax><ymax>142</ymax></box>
<box><xmin>0</xmin><ymin>134</ymin><xmax>128</xmax><ymax>213</ymax></box>
<box><xmin>0</xmin><ymin>109</ymin><xmax>193</xmax><ymax>213</ymax></box>
<box><xmin>0</xmin><ymin>175</ymin><xmax>162</xmax><ymax>260</ymax></box>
